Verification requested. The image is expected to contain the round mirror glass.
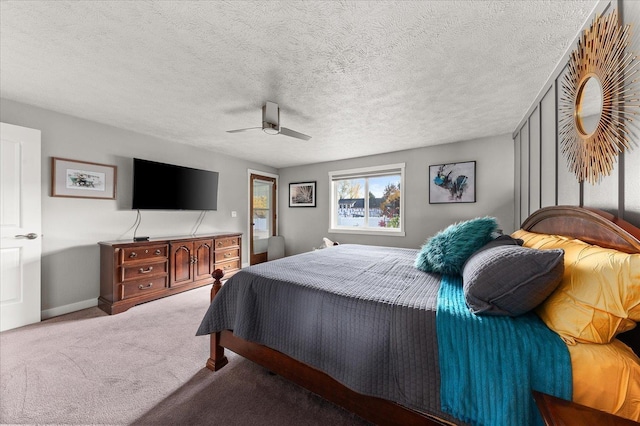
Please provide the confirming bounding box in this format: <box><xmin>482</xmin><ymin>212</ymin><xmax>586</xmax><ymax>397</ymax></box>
<box><xmin>575</xmin><ymin>76</ymin><xmax>603</xmax><ymax>136</ymax></box>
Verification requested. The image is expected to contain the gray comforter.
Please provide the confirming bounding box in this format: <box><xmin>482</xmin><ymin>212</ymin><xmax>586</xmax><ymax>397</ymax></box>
<box><xmin>196</xmin><ymin>244</ymin><xmax>452</xmax><ymax>420</ymax></box>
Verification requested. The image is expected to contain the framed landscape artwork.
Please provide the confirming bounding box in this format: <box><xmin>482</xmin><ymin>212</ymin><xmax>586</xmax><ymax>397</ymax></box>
<box><xmin>429</xmin><ymin>161</ymin><xmax>476</xmax><ymax>204</ymax></box>
<box><xmin>51</xmin><ymin>157</ymin><xmax>117</xmax><ymax>199</ymax></box>
<box><xmin>289</xmin><ymin>181</ymin><xmax>316</xmax><ymax>207</ymax></box>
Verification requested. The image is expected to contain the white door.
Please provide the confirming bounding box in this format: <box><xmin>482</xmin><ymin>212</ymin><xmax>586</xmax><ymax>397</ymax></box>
<box><xmin>0</xmin><ymin>122</ymin><xmax>42</xmax><ymax>332</ymax></box>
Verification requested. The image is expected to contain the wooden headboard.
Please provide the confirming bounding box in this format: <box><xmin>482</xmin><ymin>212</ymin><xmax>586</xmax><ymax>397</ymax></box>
<box><xmin>521</xmin><ymin>205</ymin><xmax>640</xmax><ymax>354</ymax></box>
<box><xmin>521</xmin><ymin>205</ymin><xmax>640</xmax><ymax>254</ymax></box>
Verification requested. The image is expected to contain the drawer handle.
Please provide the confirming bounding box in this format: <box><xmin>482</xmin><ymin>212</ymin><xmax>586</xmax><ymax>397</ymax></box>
<box><xmin>139</xmin><ymin>266</ymin><xmax>154</xmax><ymax>274</ymax></box>
<box><xmin>224</xmin><ymin>252</ymin><xmax>231</xmax><ymax>258</ymax></box>
<box><xmin>138</xmin><ymin>283</ymin><xmax>153</xmax><ymax>290</ymax></box>
<box><xmin>217</xmin><ymin>242</ymin><xmax>223</xmax><ymax>247</ymax></box>
<box><xmin>155</xmin><ymin>249</ymin><xmax>162</xmax><ymax>255</ymax></box>
<box><xmin>129</xmin><ymin>252</ymin><xmax>137</xmax><ymax>258</ymax></box>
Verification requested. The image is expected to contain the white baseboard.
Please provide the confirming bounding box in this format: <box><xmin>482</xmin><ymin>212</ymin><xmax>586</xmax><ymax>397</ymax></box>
<box><xmin>41</xmin><ymin>298</ymin><xmax>98</xmax><ymax>320</ymax></box>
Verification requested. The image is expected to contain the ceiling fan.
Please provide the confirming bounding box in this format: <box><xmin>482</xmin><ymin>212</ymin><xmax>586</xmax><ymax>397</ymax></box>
<box><xmin>227</xmin><ymin>101</ymin><xmax>311</xmax><ymax>141</ymax></box>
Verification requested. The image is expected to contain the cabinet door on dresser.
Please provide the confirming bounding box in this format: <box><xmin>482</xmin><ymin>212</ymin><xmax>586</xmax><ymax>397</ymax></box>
<box><xmin>170</xmin><ymin>241</ymin><xmax>194</xmax><ymax>287</ymax></box>
<box><xmin>193</xmin><ymin>238</ymin><xmax>214</xmax><ymax>281</ymax></box>
<box><xmin>170</xmin><ymin>238</ymin><xmax>214</xmax><ymax>287</ymax></box>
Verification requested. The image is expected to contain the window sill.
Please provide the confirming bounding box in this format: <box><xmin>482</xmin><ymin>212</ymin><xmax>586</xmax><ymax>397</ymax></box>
<box><xmin>328</xmin><ymin>228</ymin><xmax>406</xmax><ymax>237</ymax></box>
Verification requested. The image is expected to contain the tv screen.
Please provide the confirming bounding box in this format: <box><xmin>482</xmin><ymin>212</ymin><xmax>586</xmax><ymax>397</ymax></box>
<box><xmin>132</xmin><ymin>158</ymin><xmax>218</xmax><ymax>210</ymax></box>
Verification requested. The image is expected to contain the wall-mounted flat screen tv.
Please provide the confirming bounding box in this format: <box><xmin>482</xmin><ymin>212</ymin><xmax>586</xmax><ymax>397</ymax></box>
<box><xmin>132</xmin><ymin>158</ymin><xmax>218</xmax><ymax>210</ymax></box>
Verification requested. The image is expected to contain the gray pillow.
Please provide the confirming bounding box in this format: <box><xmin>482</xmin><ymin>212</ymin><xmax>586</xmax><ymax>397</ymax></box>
<box><xmin>474</xmin><ymin>234</ymin><xmax>524</xmax><ymax>251</ymax></box>
<box><xmin>462</xmin><ymin>245</ymin><xmax>564</xmax><ymax>316</ymax></box>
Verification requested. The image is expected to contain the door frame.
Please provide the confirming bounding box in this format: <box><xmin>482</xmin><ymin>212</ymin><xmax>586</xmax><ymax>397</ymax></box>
<box><xmin>247</xmin><ymin>169</ymin><xmax>278</xmax><ymax>265</ymax></box>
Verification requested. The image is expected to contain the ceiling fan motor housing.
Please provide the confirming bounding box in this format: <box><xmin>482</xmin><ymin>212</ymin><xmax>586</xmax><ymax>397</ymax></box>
<box><xmin>262</xmin><ymin>101</ymin><xmax>280</xmax><ymax>134</ymax></box>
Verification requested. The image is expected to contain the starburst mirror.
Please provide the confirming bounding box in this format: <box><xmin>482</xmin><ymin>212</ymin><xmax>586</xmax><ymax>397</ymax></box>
<box><xmin>559</xmin><ymin>9</ymin><xmax>640</xmax><ymax>184</ymax></box>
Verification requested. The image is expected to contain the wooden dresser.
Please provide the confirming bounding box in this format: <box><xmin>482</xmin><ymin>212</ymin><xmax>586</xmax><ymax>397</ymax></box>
<box><xmin>98</xmin><ymin>233</ymin><xmax>241</xmax><ymax>314</ymax></box>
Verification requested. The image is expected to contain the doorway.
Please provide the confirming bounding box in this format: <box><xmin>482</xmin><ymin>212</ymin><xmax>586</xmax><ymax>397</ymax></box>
<box><xmin>249</xmin><ymin>173</ymin><xmax>277</xmax><ymax>265</ymax></box>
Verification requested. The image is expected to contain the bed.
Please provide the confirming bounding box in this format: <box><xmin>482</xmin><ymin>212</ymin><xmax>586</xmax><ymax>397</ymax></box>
<box><xmin>197</xmin><ymin>206</ymin><xmax>640</xmax><ymax>425</ymax></box>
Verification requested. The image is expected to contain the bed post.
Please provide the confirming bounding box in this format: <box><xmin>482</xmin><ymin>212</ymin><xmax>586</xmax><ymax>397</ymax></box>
<box><xmin>206</xmin><ymin>268</ymin><xmax>228</xmax><ymax>371</ymax></box>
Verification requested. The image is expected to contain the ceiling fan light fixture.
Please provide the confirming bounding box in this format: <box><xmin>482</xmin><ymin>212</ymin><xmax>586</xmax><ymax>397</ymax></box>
<box><xmin>262</xmin><ymin>122</ymin><xmax>279</xmax><ymax>135</ymax></box>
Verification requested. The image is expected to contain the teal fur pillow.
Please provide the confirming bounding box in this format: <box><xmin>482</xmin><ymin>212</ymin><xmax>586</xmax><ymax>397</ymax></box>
<box><xmin>414</xmin><ymin>217</ymin><xmax>498</xmax><ymax>275</ymax></box>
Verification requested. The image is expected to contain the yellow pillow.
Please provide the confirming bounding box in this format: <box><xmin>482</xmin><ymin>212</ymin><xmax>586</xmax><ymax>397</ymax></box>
<box><xmin>511</xmin><ymin>230</ymin><xmax>640</xmax><ymax>344</ymax></box>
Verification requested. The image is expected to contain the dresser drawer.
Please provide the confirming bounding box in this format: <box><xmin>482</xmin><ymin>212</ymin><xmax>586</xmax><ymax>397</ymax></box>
<box><xmin>215</xmin><ymin>237</ymin><xmax>239</xmax><ymax>249</ymax></box>
<box><xmin>215</xmin><ymin>248</ymin><xmax>239</xmax><ymax>263</ymax></box>
<box><xmin>120</xmin><ymin>260</ymin><xmax>168</xmax><ymax>282</ymax></box>
<box><xmin>120</xmin><ymin>276</ymin><xmax>168</xmax><ymax>300</ymax></box>
<box><xmin>120</xmin><ymin>244</ymin><xmax>168</xmax><ymax>263</ymax></box>
<box><xmin>216</xmin><ymin>259</ymin><xmax>240</xmax><ymax>274</ymax></box>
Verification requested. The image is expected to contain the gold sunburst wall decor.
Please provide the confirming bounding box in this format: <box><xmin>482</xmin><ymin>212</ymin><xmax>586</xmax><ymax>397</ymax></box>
<box><xmin>559</xmin><ymin>9</ymin><xmax>640</xmax><ymax>184</ymax></box>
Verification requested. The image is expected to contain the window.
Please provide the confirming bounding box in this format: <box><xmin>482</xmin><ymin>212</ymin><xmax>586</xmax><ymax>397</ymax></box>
<box><xmin>329</xmin><ymin>163</ymin><xmax>405</xmax><ymax>236</ymax></box>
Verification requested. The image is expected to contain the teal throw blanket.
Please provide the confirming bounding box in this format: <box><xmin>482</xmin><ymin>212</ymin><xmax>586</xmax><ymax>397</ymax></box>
<box><xmin>436</xmin><ymin>275</ymin><xmax>572</xmax><ymax>426</ymax></box>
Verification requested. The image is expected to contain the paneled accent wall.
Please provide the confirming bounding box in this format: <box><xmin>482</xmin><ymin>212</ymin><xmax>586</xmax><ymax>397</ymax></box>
<box><xmin>513</xmin><ymin>0</ymin><xmax>640</xmax><ymax>228</ymax></box>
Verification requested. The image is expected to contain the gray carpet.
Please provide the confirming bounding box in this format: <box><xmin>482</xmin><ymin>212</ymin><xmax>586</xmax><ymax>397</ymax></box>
<box><xmin>0</xmin><ymin>285</ymin><xmax>368</xmax><ymax>425</ymax></box>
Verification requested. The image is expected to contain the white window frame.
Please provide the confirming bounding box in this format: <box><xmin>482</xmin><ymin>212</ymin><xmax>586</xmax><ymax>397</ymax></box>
<box><xmin>328</xmin><ymin>163</ymin><xmax>405</xmax><ymax>236</ymax></box>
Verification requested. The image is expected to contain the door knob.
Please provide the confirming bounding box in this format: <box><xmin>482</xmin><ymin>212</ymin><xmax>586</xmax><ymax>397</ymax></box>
<box><xmin>15</xmin><ymin>233</ymin><xmax>38</xmax><ymax>240</ymax></box>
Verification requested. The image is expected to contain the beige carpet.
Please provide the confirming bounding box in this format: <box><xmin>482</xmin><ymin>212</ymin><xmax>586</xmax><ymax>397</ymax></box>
<box><xmin>0</xmin><ymin>285</ymin><xmax>368</xmax><ymax>425</ymax></box>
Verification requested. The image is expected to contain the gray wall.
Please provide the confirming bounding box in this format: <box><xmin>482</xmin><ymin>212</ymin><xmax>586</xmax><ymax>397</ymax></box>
<box><xmin>513</xmin><ymin>0</ymin><xmax>640</xmax><ymax>228</ymax></box>
<box><xmin>623</xmin><ymin>0</ymin><xmax>640</xmax><ymax>226</ymax></box>
<box><xmin>1</xmin><ymin>98</ymin><xmax>276</xmax><ymax>317</ymax></box>
<box><xmin>278</xmin><ymin>134</ymin><xmax>514</xmax><ymax>256</ymax></box>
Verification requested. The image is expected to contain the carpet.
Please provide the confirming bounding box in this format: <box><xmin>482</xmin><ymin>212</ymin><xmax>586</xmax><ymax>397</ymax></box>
<box><xmin>0</xmin><ymin>285</ymin><xmax>368</xmax><ymax>425</ymax></box>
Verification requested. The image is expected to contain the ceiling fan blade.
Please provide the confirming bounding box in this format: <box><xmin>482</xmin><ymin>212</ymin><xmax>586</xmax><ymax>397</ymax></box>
<box><xmin>226</xmin><ymin>127</ymin><xmax>261</xmax><ymax>133</ymax></box>
<box><xmin>279</xmin><ymin>127</ymin><xmax>312</xmax><ymax>141</ymax></box>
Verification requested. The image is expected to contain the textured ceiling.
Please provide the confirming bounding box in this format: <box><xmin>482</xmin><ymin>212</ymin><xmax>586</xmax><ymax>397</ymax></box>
<box><xmin>0</xmin><ymin>1</ymin><xmax>596</xmax><ymax>168</ymax></box>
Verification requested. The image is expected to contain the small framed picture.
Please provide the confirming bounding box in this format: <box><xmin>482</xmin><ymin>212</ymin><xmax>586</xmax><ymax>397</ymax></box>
<box><xmin>429</xmin><ymin>161</ymin><xmax>476</xmax><ymax>203</ymax></box>
<box><xmin>289</xmin><ymin>181</ymin><xmax>316</xmax><ymax>207</ymax></box>
<box><xmin>51</xmin><ymin>157</ymin><xmax>117</xmax><ymax>199</ymax></box>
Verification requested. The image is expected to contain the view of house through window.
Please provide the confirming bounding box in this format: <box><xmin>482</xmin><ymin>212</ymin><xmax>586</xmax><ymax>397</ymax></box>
<box><xmin>330</xmin><ymin>164</ymin><xmax>405</xmax><ymax>235</ymax></box>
